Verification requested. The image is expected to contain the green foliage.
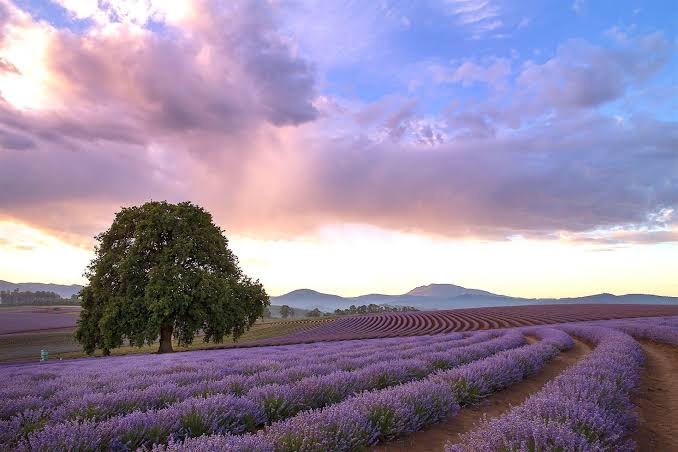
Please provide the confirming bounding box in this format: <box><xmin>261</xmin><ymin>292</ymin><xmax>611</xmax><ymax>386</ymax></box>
<box><xmin>75</xmin><ymin>201</ymin><xmax>269</xmax><ymax>354</ymax></box>
<box><xmin>368</xmin><ymin>405</ymin><xmax>399</xmax><ymax>440</ymax></box>
<box><xmin>450</xmin><ymin>378</ymin><xmax>482</xmax><ymax>406</ymax></box>
<box><xmin>307</xmin><ymin>308</ymin><xmax>322</xmax><ymax>317</ymax></box>
<box><xmin>333</xmin><ymin>304</ymin><xmax>418</xmax><ymax>315</ymax></box>
<box><xmin>0</xmin><ymin>290</ymin><xmax>72</xmax><ymax>306</ymax></box>
<box><xmin>280</xmin><ymin>304</ymin><xmax>294</xmax><ymax>319</ymax></box>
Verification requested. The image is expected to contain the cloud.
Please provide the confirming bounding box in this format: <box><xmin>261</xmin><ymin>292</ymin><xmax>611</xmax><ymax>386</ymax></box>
<box><xmin>442</xmin><ymin>0</ymin><xmax>503</xmax><ymax>37</ymax></box>
<box><xmin>515</xmin><ymin>33</ymin><xmax>671</xmax><ymax>112</ymax></box>
<box><xmin>279</xmin><ymin>1</ymin><xmax>406</xmax><ymax>68</ymax></box>
<box><xmin>572</xmin><ymin>0</ymin><xmax>585</xmax><ymax>15</ymax></box>
<box><xmin>431</xmin><ymin>57</ymin><xmax>511</xmax><ymax>89</ymax></box>
<box><xmin>288</xmin><ymin>113</ymin><xmax>678</xmax><ymax>239</ymax></box>
<box><xmin>0</xmin><ymin>0</ymin><xmax>676</xmax><ymax>248</ymax></box>
<box><xmin>0</xmin><ymin>0</ymin><xmax>317</xmax><ymax>237</ymax></box>
<box><xmin>52</xmin><ymin>0</ymin><xmax>189</xmax><ymax>26</ymax></box>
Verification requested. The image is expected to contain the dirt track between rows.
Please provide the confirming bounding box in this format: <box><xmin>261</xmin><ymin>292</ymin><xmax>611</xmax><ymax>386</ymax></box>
<box><xmin>374</xmin><ymin>338</ymin><xmax>591</xmax><ymax>451</ymax></box>
<box><xmin>635</xmin><ymin>341</ymin><xmax>678</xmax><ymax>452</ymax></box>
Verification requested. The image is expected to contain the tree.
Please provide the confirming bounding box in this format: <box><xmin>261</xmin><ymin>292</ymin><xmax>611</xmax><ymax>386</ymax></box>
<box><xmin>75</xmin><ymin>201</ymin><xmax>269</xmax><ymax>354</ymax></box>
<box><xmin>307</xmin><ymin>308</ymin><xmax>322</xmax><ymax>317</ymax></box>
<box><xmin>0</xmin><ymin>289</ymin><xmax>81</xmax><ymax>306</ymax></box>
<box><xmin>280</xmin><ymin>305</ymin><xmax>294</xmax><ymax>319</ymax></box>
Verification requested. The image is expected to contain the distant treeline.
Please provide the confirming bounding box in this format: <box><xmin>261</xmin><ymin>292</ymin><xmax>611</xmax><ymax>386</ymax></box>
<box><xmin>0</xmin><ymin>290</ymin><xmax>79</xmax><ymax>306</ymax></box>
<box><xmin>333</xmin><ymin>304</ymin><xmax>418</xmax><ymax>315</ymax></box>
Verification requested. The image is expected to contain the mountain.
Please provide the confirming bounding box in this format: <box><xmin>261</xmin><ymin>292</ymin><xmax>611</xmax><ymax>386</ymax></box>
<box><xmin>3</xmin><ymin>280</ymin><xmax>677</xmax><ymax>313</ymax></box>
<box><xmin>272</xmin><ymin>289</ymin><xmax>347</xmax><ymax>310</ymax></box>
<box><xmin>0</xmin><ymin>280</ymin><xmax>83</xmax><ymax>298</ymax></box>
<box><xmin>272</xmin><ymin>284</ymin><xmax>678</xmax><ymax>312</ymax></box>
<box><xmin>406</xmin><ymin>283</ymin><xmax>502</xmax><ymax>298</ymax></box>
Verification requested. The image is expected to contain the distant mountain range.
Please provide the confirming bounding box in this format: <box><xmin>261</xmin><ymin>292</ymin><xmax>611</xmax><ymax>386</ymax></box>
<box><xmin>0</xmin><ymin>280</ymin><xmax>82</xmax><ymax>298</ymax></box>
<box><xmin>272</xmin><ymin>283</ymin><xmax>678</xmax><ymax>312</ymax></box>
<box><xmin>3</xmin><ymin>280</ymin><xmax>677</xmax><ymax>312</ymax></box>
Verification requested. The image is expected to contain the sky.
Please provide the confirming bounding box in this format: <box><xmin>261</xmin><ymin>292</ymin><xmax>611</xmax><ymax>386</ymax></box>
<box><xmin>0</xmin><ymin>0</ymin><xmax>677</xmax><ymax>298</ymax></box>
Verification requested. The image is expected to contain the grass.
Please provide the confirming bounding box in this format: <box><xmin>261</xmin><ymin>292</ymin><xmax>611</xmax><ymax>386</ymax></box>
<box><xmin>0</xmin><ymin>317</ymin><xmax>333</xmax><ymax>362</ymax></box>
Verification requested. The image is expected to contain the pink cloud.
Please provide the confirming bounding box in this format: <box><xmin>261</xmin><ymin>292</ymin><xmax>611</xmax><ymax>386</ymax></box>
<box><xmin>0</xmin><ymin>0</ymin><xmax>676</xmax><ymax>247</ymax></box>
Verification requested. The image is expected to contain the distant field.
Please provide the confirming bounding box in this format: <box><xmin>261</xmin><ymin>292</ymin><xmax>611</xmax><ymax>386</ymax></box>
<box><xmin>4</xmin><ymin>303</ymin><xmax>678</xmax><ymax>362</ymax></box>
<box><xmin>258</xmin><ymin>303</ymin><xmax>678</xmax><ymax>344</ymax></box>
<box><xmin>0</xmin><ymin>316</ymin><xmax>332</xmax><ymax>362</ymax></box>
<box><xmin>2</xmin><ymin>315</ymin><xmax>677</xmax><ymax>450</ymax></box>
<box><xmin>0</xmin><ymin>305</ymin><xmax>80</xmax><ymax>334</ymax></box>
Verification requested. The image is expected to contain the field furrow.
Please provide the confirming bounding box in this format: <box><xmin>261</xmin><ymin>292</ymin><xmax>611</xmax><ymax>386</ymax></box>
<box><xmin>2</xmin><ymin>310</ymin><xmax>677</xmax><ymax>452</ymax></box>
<box><xmin>374</xmin><ymin>338</ymin><xmax>592</xmax><ymax>451</ymax></box>
<box><xmin>634</xmin><ymin>341</ymin><xmax>678</xmax><ymax>451</ymax></box>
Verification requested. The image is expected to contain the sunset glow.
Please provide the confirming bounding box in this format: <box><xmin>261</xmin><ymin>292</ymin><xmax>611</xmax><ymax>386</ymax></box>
<box><xmin>1</xmin><ymin>0</ymin><xmax>677</xmax><ymax>297</ymax></box>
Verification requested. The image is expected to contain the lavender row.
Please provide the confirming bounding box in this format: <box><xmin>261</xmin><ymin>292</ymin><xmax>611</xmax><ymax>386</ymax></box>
<box><xmin>9</xmin><ymin>331</ymin><xmax>511</xmax><ymax>425</ymax></box>
<box><xmin>0</xmin><ymin>331</ymin><xmax>501</xmax><ymax>422</ymax></box>
<box><xmin>0</xmin><ymin>332</ymin><xmax>469</xmax><ymax>403</ymax></box>
<box><xmin>611</xmin><ymin>324</ymin><xmax>678</xmax><ymax>346</ymax></box>
<box><xmin>447</xmin><ymin>326</ymin><xmax>643</xmax><ymax>451</ymax></box>
<box><xmin>154</xmin><ymin>328</ymin><xmax>573</xmax><ymax>452</ymax></box>
<box><xmin>9</xmin><ymin>332</ymin><xmax>526</xmax><ymax>450</ymax></box>
<box><xmin>596</xmin><ymin>316</ymin><xmax>678</xmax><ymax>346</ymax></box>
<box><xmin>0</xmin><ymin>331</ymin><xmax>477</xmax><ymax>403</ymax></box>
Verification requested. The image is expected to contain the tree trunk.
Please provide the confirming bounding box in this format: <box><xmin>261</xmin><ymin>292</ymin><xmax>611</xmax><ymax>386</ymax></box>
<box><xmin>158</xmin><ymin>324</ymin><xmax>174</xmax><ymax>353</ymax></box>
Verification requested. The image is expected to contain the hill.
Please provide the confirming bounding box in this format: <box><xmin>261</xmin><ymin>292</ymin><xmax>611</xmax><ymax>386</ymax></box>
<box><xmin>0</xmin><ymin>280</ymin><xmax>83</xmax><ymax>298</ymax></box>
<box><xmin>406</xmin><ymin>283</ymin><xmax>501</xmax><ymax>298</ymax></box>
<box><xmin>272</xmin><ymin>283</ymin><xmax>678</xmax><ymax>312</ymax></box>
<box><xmin>3</xmin><ymin>280</ymin><xmax>677</xmax><ymax>312</ymax></box>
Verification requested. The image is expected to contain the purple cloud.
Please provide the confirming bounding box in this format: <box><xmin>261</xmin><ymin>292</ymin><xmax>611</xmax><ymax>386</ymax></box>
<box><xmin>0</xmin><ymin>0</ymin><xmax>676</xmax><ymax>247</ymax></box>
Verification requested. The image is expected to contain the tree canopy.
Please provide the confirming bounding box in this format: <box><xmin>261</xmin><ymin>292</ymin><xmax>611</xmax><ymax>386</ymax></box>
<box><xmin>75</xmin><ymin>201</ymin><xmax>269</xmax><ymax>354</ymax></box>
<box><xmin>0</xmin><ymin>290</ymin><xmax>70</xmax><ymax>306</ymax></box>
<box><xmin>280</xmin><ymin>304</ymin><xmax>294</xmax><ymax>319</ymax></box>
<box><xmin>307</xmin><ymin>308</ymin><xmax>322</xmax><ymax>317</ymax></box>
<box><xmin>333</xmin><ymin>304</ymin><xmax>418</xmax><ymax>315</ymax></box>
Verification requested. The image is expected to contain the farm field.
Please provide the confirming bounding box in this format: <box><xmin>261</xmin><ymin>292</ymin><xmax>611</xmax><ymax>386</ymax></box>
<box><xmin>4</xmin><ymin>303</ymin><xmax>678</xmax><ymax>362</ymax></box>
<box><xmin>253</xmin><ymin>303</ymin><xmax>678</xmax><ymax>345</ymax></box>
<box><xmin>4</xmin><ymin>303</ymin><xmax>678</xmax><ymax>363</ymax></box>
<box><xmin>0</xmin><ymin>317</ymin><xmax>332</xmax><ymax>362</ymax></box>
<box><xmin>0</xmin><ymin>306</ymin><xmax>80</xmax><ymax>335</ymax></box>
<box><xmin>0</xmin><ymin>308</ymin><xmax>677</xmax><ymax>451</ymax></box>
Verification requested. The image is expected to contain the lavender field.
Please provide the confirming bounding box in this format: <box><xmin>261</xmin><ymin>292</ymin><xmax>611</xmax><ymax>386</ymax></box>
<box><xmin>0</xmin><ymin>307</ymin><xmax>80</xmax><ymax>335</ymax></box>
<box><xmin>0</xmin><ymin>314</ymin><xmax>676</xmax><ymax>451</ymax></box>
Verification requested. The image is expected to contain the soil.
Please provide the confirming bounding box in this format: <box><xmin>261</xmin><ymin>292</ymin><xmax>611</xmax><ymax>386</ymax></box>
<box><xmin>374</xmin><ymin>338</ymin><xmax>592</xmax><ymax>452</ymax></box>
<box><xmin>634</xmin><ymin>341</ymin><xmax>678</xmax><ymax>452</ymax></box>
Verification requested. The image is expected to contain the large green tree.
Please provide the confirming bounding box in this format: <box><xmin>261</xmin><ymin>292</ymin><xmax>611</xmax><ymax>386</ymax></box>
<box><xmin>75</xmin><ymin>201</ymin><xmax>269</xmax><ymax>354</ymax></box>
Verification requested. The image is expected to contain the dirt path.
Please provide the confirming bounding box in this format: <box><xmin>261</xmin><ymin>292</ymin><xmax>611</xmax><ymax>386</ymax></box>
<box><xmin>634</xmin><ymin>341</ymin><xmax>678</xmax><ymax>452</ymax></box>
<box><xmin>374</xmin><ymin>339</ymin><xmax>591</xmax><ymax>452</ymax></box>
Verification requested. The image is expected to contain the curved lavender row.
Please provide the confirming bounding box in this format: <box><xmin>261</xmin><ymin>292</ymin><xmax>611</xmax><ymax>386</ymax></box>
<box><xmin>595</xmin><ymin>316</ymin><xmax>678</xmax><ymax>345</ymax></box>
<box><xmin>10</xmin><ymin>332</ymin><xmax>525</xmax><ymax>450</ymax></box>
<box><xmin>0</xmin><ymin>331</ymin><xmax>475</xmax><ymax>395</ymax></box>
<box><xmin>0</xmin><ymin>332</ymin><xmax>499</xmax><ymax>425</ymax></box>
<box><xmin>11</xmin><ymin>331</ymin><xmax>505</xmax><ymax>427</ymax></box>
<box><xmin>0</xmin><ymin>333</ymin><xmax>486</xmax><ymax>446</ymax></box>
<box><xmin>276</xmin><ymin>305</ymin><xmax>678</xmax><ymax>343</ymax></box>
<box><xmin>156</xmin><ymin>328</ymin><xmax>573</xmax><ymax>452</ymax></box>
<box><xmin>0</xmin><ymin>332</ymin><xmax>468</xmax><ymax>399</ymax></box>
<box><xmin>518</xmin><ymin>326</ymin><xmax>575</xmax><ymax>348</ymax></box>
<box><xmin>611</xmin><ymin>324</ymin><xmax>678</xmax><ymax>345</ymax></box>
<box><xmin>0</xmin><ymin>332</ymin><xmax>478</xmax><ymax>418</ymax></box>
<box><xmin>617</xmin><ymin>315</ymin><xmax>678</xmax><ymax>328</ymax></box>
<box><xmin>429</xmin><ymin>327</ymin><xmax>573</xmax><ymax>406</ymax></box>
<box><xmin>246</xmin><ymin>331</ymin><xmax>526</xmax><ymax>423</ymax></box>
<box><xmin>447</xmin><ymin>326</ymin><xmax>643</xmax><ymax>452</ymax></box>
